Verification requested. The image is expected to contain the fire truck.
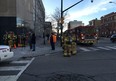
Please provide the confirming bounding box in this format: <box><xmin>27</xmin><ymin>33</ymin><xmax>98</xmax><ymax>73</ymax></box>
<box><xmin>71</xmin><ymin>26</ymin><xmax>98</xmax><ymax>45</ymax></box>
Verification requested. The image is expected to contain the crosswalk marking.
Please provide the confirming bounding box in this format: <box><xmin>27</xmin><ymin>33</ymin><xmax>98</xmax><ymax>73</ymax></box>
<box><xmin>89</xmin><ymin>47</ymin><xmax>99</xmax><ymax>51</ymax></box>
<box><xmin>0</xmin><ymin>66</ymin><xmax>24</xmax><ymax>71</ymax></box>
<box><xmin>106</xmin><ymin>46</ymin><xmax>116</xmax><ymax>50</ymax></box>
<box><xmin>97</xmin><ymin>47</ymin><xmax>110</xmax><ymax>50</ymax></box>
<box><xmin>11</xmin><ymin>60</ymin><xmax>30</xmax><ymax>64</ymax></box>
<box><xmin>79</xmin><ymin>47</ymin><xmax>91</xmax><ymax>51</ymax></box>
<box><xmin>0</xmin><ymin>58</ymin><xmax>34</xmax><ymax>81</ymax></box>
<box><xmin>0</xmin><ymin>76</ymin><xmax>16</xmax><ymax>81</ymax></box>
<box><xmin>16</xmin><ymin>58</ymin><xmax>35</xmax><ymax>81</ymax></box>
<box><xmin>78</xmin><ymin>46</ymin><xmax>116</xmax><ymax>52</ymax></box>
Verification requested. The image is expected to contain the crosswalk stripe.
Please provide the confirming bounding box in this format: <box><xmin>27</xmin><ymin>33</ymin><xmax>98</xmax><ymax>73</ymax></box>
<box><xmin>0</xmin><ymin>76</ymin><xmax>16</xmax><ymax>81</ymax></box>
<box><xmin>11</xmin><ymin>60</ymin><xmax>30</xmax><ymax>64</ymax></box>
<box><xmin>79</xmin><ymin>47</ymin><xmax>91</xmax><ymax>51</ymax></box>
<box><xmin>16</xmin><ymin>58</ymin><xmax>35</xmax><ymax>80</ymax></box>
<box><xmin>106</xmin><ymin>46</ymin><xmax>116</xmax><ymax>50</ymax></box>
<box><xmin>97</xmin><ymin>47</ymin><xmax>110</xmax><ymax>50</ymax></box>
<box><xmin>0</xmin><ymin>58</ymin><xmax>34</xmax><ymax>81</ymax></box>
<box><xmin>89</xmin><ymin>47</ymin><xmax>99</xmax><ymax>51</ymax></box>
<box><xmin>0</xmin><ymin>66</ymin><xmax>24</xmax><ymax>71</ymax></box>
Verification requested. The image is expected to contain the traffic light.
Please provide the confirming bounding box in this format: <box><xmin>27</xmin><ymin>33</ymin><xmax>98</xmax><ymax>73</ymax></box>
<box><xmin>91</xmin><ymin>0</ymin><xmax>93</xmax><ymax>3</ymax></box>
<box><xmin>61</xmin><ymin>17</ymin><xmax>64</xmax><ymax>24</ymax></box>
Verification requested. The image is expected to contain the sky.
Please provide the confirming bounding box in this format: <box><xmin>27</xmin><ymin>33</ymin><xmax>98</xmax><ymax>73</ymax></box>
<box><xmin>42</xmin><ymin>0</ymin><xmax>116</xmax><ymax>25</ymax></box>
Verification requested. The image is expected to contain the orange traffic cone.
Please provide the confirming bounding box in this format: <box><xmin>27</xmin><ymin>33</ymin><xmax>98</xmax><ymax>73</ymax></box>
<box><xmin>14</xmin><ymin>44</ymin><xmax>16</xmax><ymax>49</ymax></box>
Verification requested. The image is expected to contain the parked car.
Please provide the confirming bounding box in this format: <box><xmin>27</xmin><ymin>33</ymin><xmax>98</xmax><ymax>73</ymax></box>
<box><xmin>110</xmin><ymin>34</ymin><xmax>116</xmax><ymax>43</ymax></box>
<box><xmin>0</xmin><ymin>45</ymin><xmax>14</xmax><ymax>62</ymax></box>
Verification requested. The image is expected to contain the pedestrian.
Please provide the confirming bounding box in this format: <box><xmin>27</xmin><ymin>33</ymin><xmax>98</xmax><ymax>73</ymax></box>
<box><xmin>46</xmin><ymin>34</ymin><xmax>50</xmax><ymax>40</ymax></box>
<box><xmin>50</xmin><ymin>32</ymin><xmax>57</xmax><ymax>50</ymax></box>
<box><xmin>31</xmin><ymin>33</ymin><xmax>36</xmax><ymax>51</ymax></box>
<box><xmin>28</xmin><ymin>32</ymin><xmax>32</xmax><ymax>50</ymax></box>
<box><xmin>22</xmin><ymin>34</ymin><xmax>26</xmax><ymax>47</ymax></box>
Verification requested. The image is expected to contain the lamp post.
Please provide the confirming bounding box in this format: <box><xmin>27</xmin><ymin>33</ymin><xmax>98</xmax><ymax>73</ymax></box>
<box><xmin>60</xmin><ymin>0</ymin><xmax>94</xmax><ymax>46</ymax></box>
<box><xmin>21</xmin><ymin>23</ymin><xmax>24</xmax><ymax>34</ymax></box>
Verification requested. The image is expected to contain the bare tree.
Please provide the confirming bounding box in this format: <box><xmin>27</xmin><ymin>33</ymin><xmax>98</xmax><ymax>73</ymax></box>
<box><xmin>51</xmin><ymin>7</ymin><xmax>68</xmax><ymax>40</ymax></box>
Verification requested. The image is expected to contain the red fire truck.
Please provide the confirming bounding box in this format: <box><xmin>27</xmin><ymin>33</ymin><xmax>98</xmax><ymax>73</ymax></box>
<box><xmin>71</xmin><ymin>26</ymin><xmax>98</xmax><ymax>45</ymax></box>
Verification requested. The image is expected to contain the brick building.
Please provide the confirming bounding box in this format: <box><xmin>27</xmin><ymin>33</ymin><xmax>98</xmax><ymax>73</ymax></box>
<box><xmin>100</xmin><ymin>12</ymin><xmax>116</xmax><ymax>37</ymax></box>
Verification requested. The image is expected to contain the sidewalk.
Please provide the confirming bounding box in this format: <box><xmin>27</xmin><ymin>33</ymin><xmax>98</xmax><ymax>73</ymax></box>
<box><xmin>11</xmin><ymin>37</ymin><xmax>63</xmax><ymax>60</ymax></box>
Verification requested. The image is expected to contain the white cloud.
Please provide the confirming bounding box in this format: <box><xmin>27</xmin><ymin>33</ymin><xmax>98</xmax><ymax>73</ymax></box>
<box><xmin>101</xmin><ymin>8</ymin><xmax>107</xmax><ymax>11</ymax></box>
<box><xmin>68</xmin><ymin>0</ymin><xmax>111</xmax><ymax>20</ymax></box>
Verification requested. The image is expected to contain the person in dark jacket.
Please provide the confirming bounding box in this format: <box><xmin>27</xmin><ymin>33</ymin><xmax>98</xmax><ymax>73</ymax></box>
<box><xmin>28</xmin><ymin>32</ymin><xmax>32</xmax><ymax>50</ymax></box>
<box><xmin>31</xmin><ymin>33</ymin><xmax>36</xmax><ymax>51</ymax></box>
<box><xmin>50</xmin><ymin>32</ymin><xmax>56</xmax><ymax>50</ymax></box>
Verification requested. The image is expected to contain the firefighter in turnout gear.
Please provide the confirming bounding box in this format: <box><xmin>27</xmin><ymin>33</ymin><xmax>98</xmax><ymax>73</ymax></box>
<box><xmin>7</xmin><ymin>31</ymin><xmax>17</xmax><ymax>48</ymax></box>
<box><xmin>3</xmin><ymin>32</ymin><xmax>9</xmax><ymax>45</ymax></box>
<box><xmin>71</xmin><ymin>33</ymin><xmax>77</xmax><ymax>55</ymax></box>
<box><xmin>8</xmin><ymin>32</ymin><xmax>13</xmax><ymax>48</ymax></box>
<box><xmin>62</xmin><ymin>31</ymin><xmax>72</xmax><ymax>57</ymax></box>
<box><xmin>62</xmin><ymin>30</ymin><xmax>77</xmax><ymax>57</ymax></box>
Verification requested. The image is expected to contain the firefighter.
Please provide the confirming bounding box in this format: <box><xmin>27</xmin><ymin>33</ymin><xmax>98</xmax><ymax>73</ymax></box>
<box><xmin>62</xmin><ymin>32</ymin><xmax>72</xmax><ymax>57</ymax></box>
<box><xmin>3</xmin><ymin>32</ymin><xmax>9</xmax><ymax>45</ymax></box>
<box><xmin>67</xmin><ymin>33</ymin><xmax>73</xmax><ymax>56</ymax></box>
<box><xmin>71</xmin><ymin>33</ymin><xmax>77</xmax><ymax>55</ymax></box>
<box><xmin>62</xmin><ymin>33</ymin><xmax>67</xmax><ymax>56</ymax></box>
<box><xmin>12</xmin><ymin>33</ymin><xmax>17</xmax><ymax>48</ymax></box>
<box><xmin>8</xmin><ymin>31</ymin><xmax>13</xmax><ymax>48</ymax></box>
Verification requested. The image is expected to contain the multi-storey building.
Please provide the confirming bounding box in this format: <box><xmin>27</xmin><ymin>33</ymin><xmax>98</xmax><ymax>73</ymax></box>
<box><xmin>68</xmin><ymin>20</ymin><xmax>84</xmax><ymax>29</ymax></box>
<box><xmin>89</xmin><ymin>18</ymin><xmax>101</xmax><ymax>36</ymax></box>
<box><xmin>100</xmin><ymin>12</ymin><xmax>116</xmax><ymax>37</ymax></box>
<box><xmin>0</xmin><ymin>0</ymin><xmax>45</xmax><ymax>44</ymax></box>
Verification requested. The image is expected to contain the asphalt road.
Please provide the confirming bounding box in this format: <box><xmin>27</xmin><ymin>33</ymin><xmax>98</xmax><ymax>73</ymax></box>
<box><xmin>17</xmin><ymin>38</ymin><xmax>116</xmax><ymax>81</ymax></box>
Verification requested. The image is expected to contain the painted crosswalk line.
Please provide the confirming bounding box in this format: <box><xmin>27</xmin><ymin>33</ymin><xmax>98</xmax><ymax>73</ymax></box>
<box><xmin>78</xmin><ymin>46</ymin><xmax>116</xmax><ymax>52</ymax></box>
<box><xmin>0</xmin><ymin>58</ymin><xmax>34</xmax><ymax>81</ymax></box>
<box><xmin>79</xmin><ymin>47</ymin><xmax>91</xmax><ymax>51</ymax></box>
<box><xmin>106</xmin><ymin>46</ymin><xmax>116</xmax><ymax>50</ymax></box>
<box><xmin>96</xmin><ymin>47</ymin><xmax>110</xmax><ymax>50</ymax></box>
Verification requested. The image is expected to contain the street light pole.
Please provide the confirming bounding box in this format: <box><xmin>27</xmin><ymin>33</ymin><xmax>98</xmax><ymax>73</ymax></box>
<box><xmin>60</xmin><ymin>0</ymin><xmax>63</xmax><ymax>46</ymax></box>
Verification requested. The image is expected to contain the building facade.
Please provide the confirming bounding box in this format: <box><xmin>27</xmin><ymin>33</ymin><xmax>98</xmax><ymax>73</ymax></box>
<box><xmin>0</xmin><ymin>0</ymin><xmax>45</xmax><ymax>44</ymax></box>
<box><xmin>89</xmin><ymin>18</ymin><xmax>101</xmax><ymax>36</ymax></box>
<box><xmin>100</xmin><ymin>12</ymin><xmax>116</xmax><ymax>37</ymax></box>
<box><xmin>68</xmin><ymin>20</ymin><xmax>84</xmax><ymax>29</ymax></box>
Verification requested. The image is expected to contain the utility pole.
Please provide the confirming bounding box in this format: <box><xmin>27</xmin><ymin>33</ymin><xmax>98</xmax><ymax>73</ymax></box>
<box><xmin>34</xmin><ymin>0</ymin><xmax>37</xmax><ymax>34</ymax></box>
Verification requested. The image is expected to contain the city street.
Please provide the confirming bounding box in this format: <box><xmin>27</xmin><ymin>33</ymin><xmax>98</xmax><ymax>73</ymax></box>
<box><xmin>17</xmin><ymin>38</ymin><xmax>116</xmax><ymax>81</ymax></box>
<box><xmin>0</xmin><ymin>37</ymin><xmax>116</xmax><ymax>81</ymax></box>
<box><xmin>0</xmin><ymin>0</ymin><xmax>116</xmax><ymax>81</ymax></box>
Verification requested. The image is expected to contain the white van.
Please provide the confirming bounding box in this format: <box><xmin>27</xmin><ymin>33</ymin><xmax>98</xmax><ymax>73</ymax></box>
<box><xmin>0</xmin><ymin>45</ymin><xmax>14</xmax><ymax>62</ymax></box>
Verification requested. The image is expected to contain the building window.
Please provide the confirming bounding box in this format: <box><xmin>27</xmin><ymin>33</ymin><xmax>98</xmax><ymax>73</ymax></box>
<box><xmin>114</xmin><ymin>16</ymin><xmax>116</xmax><ymax>20</ymax></box>
<box><xmin>110</xmin><ymin>31</ymin><xmax>112</xmax><ymax>34</ymax></box>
